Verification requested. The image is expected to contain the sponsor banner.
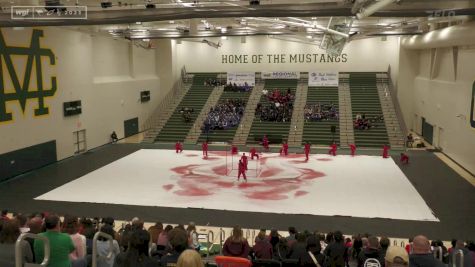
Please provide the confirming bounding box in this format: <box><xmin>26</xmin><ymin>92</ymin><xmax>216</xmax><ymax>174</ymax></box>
<box><xmin>226</xmin><ymin>72</ymin><xmax>255</xmax><ymax>86</ymax></box>
<box><xmin>308</xmin><ymin>71</ymin><xmax>339</xmax><ymax>87</ymax></box>
<box><xmin>261</xmin><ymin>71</ymin><xmax>300</xmax><ymax>79</ymax></box>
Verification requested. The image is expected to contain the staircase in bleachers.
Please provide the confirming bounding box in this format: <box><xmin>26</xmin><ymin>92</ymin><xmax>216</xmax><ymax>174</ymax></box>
<box><xmin>197</xmin><ymin>90</ymin><xmax>252</xmax><ymax>143</ymax></box>
<box><xmin>246</xmin><ymin>79</ymin><xmax>297</xmax><ymax>145</ymax></box>
<box><xmin>302</xmin><ymin>86</ymin><xmax>340</xmax><ymax>146</ymax></box>
<box><xmin>349</xmin><ymin>73</ymin><xmax>389</xmax><ymax>147</ymax></box>
<box><xmin>287</xmin><ymin>76</ymin><xmax>307</xmax><ymax>147</ymax></box>
<box><xmin>154</xmin><ymin>73</ymin><xmax>216</xmax><ymax>143</ymax></box>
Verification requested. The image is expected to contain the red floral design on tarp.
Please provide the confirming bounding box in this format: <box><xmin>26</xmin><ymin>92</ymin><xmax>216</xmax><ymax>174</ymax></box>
<box><xmin>168</xmin><ymin>154</ymin><xmax>326</xmax><ymax>200</ymax></box>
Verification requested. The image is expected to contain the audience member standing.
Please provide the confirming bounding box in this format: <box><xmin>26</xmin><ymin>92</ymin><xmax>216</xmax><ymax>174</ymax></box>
<box><xmin>223</xmin><ymin>226</ymin><xmax>250</xmax><ymax>258</ymax></box>
<box><xmin>62</xmin><ymin>215</ymin><xmax>87</xmax><ymax>267</ymax></box>
<box><xmin>157</xmin><ymin>225</ymin><xmax>173</xmax><ymax>251</ymax></box>
<box><xmin>34</xmin><ymin>214</ymin><xmax>76</xmax><ymax>267</ymax></box>
<box><xmin>357</xmin><ymin>236</ymin><xmax>383</xmax><ymax>267</ymax></box>
<box><xmin>449</xmin><ymin>240</ymin><xmax>474</xmax><ymax>267</ymax></box>
<box><xmin>253</xmin><ymin>231</ymin><xmax>273</xmax><ymax>259</ymax></box>
<box><xmin>0</xmin><ymin>220</ymin><xmax>33</xmax><ymax>267</ymax></box>
<box><xmin>114</xmin><ymin>229</ymin><xmax>158</xmax><ymax>267</ymax></box>
<box><xmin>324</xmin><ymin>231</ymin><xmax>347</xmax><ymax>267</ymax></box>
<box><xmin>384</xmin><ymin>246</ymin><xmax>409</xmax><ymax>267</ymax></box>
<box><xmin>409</xmin><ymin>235</ymin><xmax>445</xmax><ymax>267</ymax></box>
<box><xmin>96</xmin><ymin>224</ymin><xmax>120</xmax><ymax>267</ymax></box>
<box><xmin>160</xmin><ymin>228</ymin><xmax>189</xmax><ymax>267</ymax></box>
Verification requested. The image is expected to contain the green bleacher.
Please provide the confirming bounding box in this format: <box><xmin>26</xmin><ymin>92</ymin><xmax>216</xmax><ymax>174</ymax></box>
<box><xmin>154</xmin><ymin>73</ymin><xmax>216</xmax><ymax>143</ymax></box>
<box><xmin>302</xmin><ymin>87</ymin><xmax>339</xmax><ymax>146</ymax></box>
<box><xmin>349</xmin><ymin>73</ymin><xmax>389</xmax><ymax>147</ymax></box>
<box><xmin>246</xmin><ymin>79</ymin><xmax>297</xmax><ymax>145</ymax></box>
<box><xmin>197</xmin><ymin>90</ymin><xmax>251</xmax><ymax>143</ymax></box>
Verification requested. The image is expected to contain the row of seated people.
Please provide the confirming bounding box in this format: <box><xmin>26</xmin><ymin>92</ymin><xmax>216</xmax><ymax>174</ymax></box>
<box><xmin>204</xmin><ymin>78</ymin><xmax>224</xmax><ymax>87</ymax></box>
<box><xmin>262</xmin><ymin>88</ymin><xmax>294</xmax><ymax>104</ymax></box>
<box><xmin>224</xmin><ymin>83</ymin><xmax>253</xmax><ymax>92</ymax></box>
<box><xmin>202</xmin><ymin>99</ymin><xmax>245</xmax><ymax>132</ymax></box>
<box><xmin>354</xmin><ymin>113</ymin><xmax>384</xmax><ymax>130</ymax></box>
<box><xmin>304</xmin><ymin>103</ymin><xmax>338</xmax><ymax>122</ymax></box>
<box><xmin>179</xmin><ymin>107</ymin><xmax>194</xmax><ymax>123</ymax></box>
<box><xmin>255</xmin><ymin>102</ymin><xmax>293</xmax><ymax>123</ymax></box>
<box><xmin>1</xmin><ymin>210</ymin><xmax>474</xmax><ymax>267</ymax></box>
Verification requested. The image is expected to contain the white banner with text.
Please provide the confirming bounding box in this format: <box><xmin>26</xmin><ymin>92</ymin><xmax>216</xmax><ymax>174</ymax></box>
<box><xmin>261</xmin><ymin>71</ymin><xmax>300</xmax><ymax>79</ymax></box>
<box><xmin>308</xmin><ymin>71</ymin><xmax>339</xmax><ymax>87</ymax></box>
<box><xmin>226</xmin><ymin>72</ymin><xmax>256</xmax><ymax>86</ymax></box>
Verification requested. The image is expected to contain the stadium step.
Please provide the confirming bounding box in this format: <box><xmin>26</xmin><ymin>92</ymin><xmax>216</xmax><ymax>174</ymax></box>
<box><xmin>232</xmin><ymin>82</ymin><xmax>265</xmax><ymax>145</ymax></box>
<box><xmin>338</xmin><ymin>74</ymin><xmax>355</xmax><ymax>147</ymax></box>
<box><xmin>288</xmin><ymin>76</ymin><xmax>308</xmax><ymax>146</ymax></box>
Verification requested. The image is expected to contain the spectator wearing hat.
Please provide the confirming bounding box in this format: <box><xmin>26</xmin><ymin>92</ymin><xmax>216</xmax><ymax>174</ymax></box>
<box><xmin>385</xmin><ymin>246</ymin><xmax>409</xmax><ymax>267</ymax></box>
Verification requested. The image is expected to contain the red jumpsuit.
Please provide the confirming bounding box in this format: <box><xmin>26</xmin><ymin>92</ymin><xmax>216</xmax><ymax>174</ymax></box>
<box><xmin>350</xmin><ymin>144</ymin><xmax>356</xmax><ymax>156</ymax></box>
<box><xmin>400</xmin><ymin>153</ymin><xmax>409</xmax><ymax>164</ymax></box>
<box><xmin>175</xmin><ymin>142</ymin><xmax>183</xmax><ymax>153</ymax></box>
<box><xmin>263</xmin><ymin>136</ymin><xmax>269</xmax><ymax>151</ymax></box>
<box><xmin>250</xmin><ymin>148</ymin><xmax>259</xmax><ymax>160</ymax></box>
<box><xmin>329</xmin><ymin>143</ymin><xmax>337</xmax><ymax>156</ymax></box>
<box><xmin>304</xmin><ymin>143</ymin><xmax>311</xmax><ymax>161</ymax></box>
<box><xmin>382</xmin><ymin>145</ymin><xmax>390</xmax><ymax>158</ymax></box>
<box><xmin>281</xmin><ymin>143</ymin><xmax>289</xmax><ymax>156</ymax></box>
<box><xmin>202</xmin><ymin>142</ymin><xmax>208</xmax><ymax>157</ymax></box>
<box><xmin>231</xmin><ymin>145</ymin><xmax>238</xmax><ymax>155</ymax></box>
<box><xmin>238</xmin><ymin>160</ymin><xmax>247</xmax><ymax>181</ymax></box>
<box><xmin>240</xmin><ymin>154</ymin><xmax>248</xmax><ymax>170</ymax></box>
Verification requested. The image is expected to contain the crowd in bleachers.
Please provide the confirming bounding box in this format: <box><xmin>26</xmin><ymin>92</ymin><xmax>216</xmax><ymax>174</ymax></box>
<box><xmin>202</xmin><ymin>99</ymin><xmax>245</xmax><ymax>132</ymax></box>
<box><xmin>0</xmin><ymin>211</ymin><xmax>475</xmax><ymax>267</ymax></box>
<box><xmin>1</xmin><ymin>209</ymin><xmax>474</xmax><ymax>267</ymax></box>
<box><xmin>353</xmin><ymin>113</ymin><xmax>384</xmax><ymax>130</ymax></box>
<box><xmin>255</xmin><ymin>88</ymin><xmax>294</xmax><ymax>122</ymax></box>
<box><xmin>224</xmin><ymin>83</ymin><xmax>253</xmax><ymax>92</ymax></box>
<box><xmin>204</xmin><ymin>78</ymin><xmax>223</xmax><ymax>87</ymax></box>
<box><xmin>304</xmin><ymin>103</ymin><xmax>339</xmax><ymax>122</ymax></box>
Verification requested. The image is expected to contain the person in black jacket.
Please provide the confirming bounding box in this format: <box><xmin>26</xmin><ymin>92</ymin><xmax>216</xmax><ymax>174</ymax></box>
<box><xmin>114</xmin><ymin>229</ymin><xmax>158</xmax><ymax>267</ymax></box>
<box><xmin>357</xmin><ymin>236</ymin><xmax>384</xmax><ymax>267</ymax></box>
<box><xmin>409</xmin><ymin>235</ymin><xmax>445</xmax><ymax>267</ymax></box>
<box><xmin>324</xmin><ymin>231</ymin><xmax>347</xmax><ymax>267</ymax></box>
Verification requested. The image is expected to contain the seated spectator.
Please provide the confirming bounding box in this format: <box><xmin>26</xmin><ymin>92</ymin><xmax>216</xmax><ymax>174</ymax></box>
<box><xmin>409</xmin><ymin>235</ymin><xmax>445</xmax><ymax>267</ymax></box>
<box><xmin>202</xmin><ymin>99</ymin><xmax>245</xmax><ymax>132</ymax></box>
<box><xmin>148</xmin><ymin>222</ymin><xmax>163</xmax><ymax>245</ymax></box>
<box><xmin>160</xmin><ymin>228</ymin><xmax>189</xmax><ymax>266</ymax></box>
<box><xmin>268</xmin><ymin>229</ymin><xmax>280</xmax><ymax>251</ymax></box>
<box><xmin>406</xmin><ymin>133</ymin><xmax>414</xmax><ymax>148</ymax></box>
<box><xmin>79</xmin><ymin>218</ymin><xmax>96</xmax><ymax>255</ymax></box>
<box><xmin>380</xmin><ymin>236</ymin><xmax>390</xmax><ymax>260</ymax></box>
<box><xmin>114</xmin><ymin>229</ymin><xmax>158</xmax><ymax>267</ymax></box>
<box><xmin>433</xmin><ymin>239</ymin><xmax>449</xmax><ymax>264</ymax></box>
<box><xmin>385</xmin><ymin>246</ymin><xmax>409</xmax><ymax>267</ymax></box>
<box><xmin>110</xmin><ymin>131</ymin><xmax>118</xmax><ymax>143</ymax></box>
<box><xmin>96</xmin><ymin>224</ymin><xmax>120</xmax><ymax>267</ymax></box>
<box><xmin>186</xmin><ymin>222</ymin><xmax>200</xmax><ymax>252</ymax></box>
<box><xmin>357</xmin><ymin>236</ymin><xmax>383</xmax><ymax>267</ymax></box>
<box><xmin>157</xmin><ymin>224</ymin><xmax>173</xmax><ymax>251</ymax></box>
<box><xmin>62</xmin><ymin>215</ymin><xmax>87</xmax><ymax>267</ymax></box>
<box><xmin>224</xmin><ymin>82</ymin><xmax>253</xmax><ymax>92</ymax></box>
<box><xmin>0</xmin><ymin>219</ymin><xmax>33</xmax><ymax>267</ymax></box>
<box><xmin>274</xmin><ymin>237</ymin><xmax>289</xmax><ymax>261</ymax></box>
<box><xmin>223</xmin><ymin>225</ymin><xmax>250</xmax><ymax>258</ymax></box>
<box><xmin>177</xmin><ymin>249</ymin><xmax>203</xmax><ymax>267</ymax></box>
<box><xmin>304</xmin><ymin>102</ymin><xmax>339</xmax><ymax>122</ymax></box>
<box><xmin>34</xmin><ymin>214</ymin><xmax>76</xmax><ymax>267</ymax></box>
<box><xmin>286</xmin><ymin>227</ymin><xmax>298</xmax><ymax>247</ymax></box>
<box><xmin>253</xmin><ymin>230</ymin><xmax>273</xmax><ymax>259</ymax></box>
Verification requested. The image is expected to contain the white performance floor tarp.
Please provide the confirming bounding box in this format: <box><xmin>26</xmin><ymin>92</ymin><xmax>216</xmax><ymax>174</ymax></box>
<box><xmin>36</xmin><ymin>149</ymin><xmax>438</xmax><ymax>221</ymax></box>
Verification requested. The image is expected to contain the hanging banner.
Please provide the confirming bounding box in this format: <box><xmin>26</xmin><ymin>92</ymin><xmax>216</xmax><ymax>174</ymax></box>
<box><xmin>261</xmin><ymin>71</ymin><xmax>300</xmax><ymax>79</ymax></box>
<box><xmin>309</xmin><ymin>71</ymin><xmax>339</xmax><ymax>87</ymax></box>
<box><xmin>226</xmin><ymin>72</ymin><xmax>255</xmax><ymax>86</ymax></box>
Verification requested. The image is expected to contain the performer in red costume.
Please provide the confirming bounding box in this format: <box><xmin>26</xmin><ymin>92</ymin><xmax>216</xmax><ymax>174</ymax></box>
<box><xmin>237</xmin><ymin>159</ymin><xmax>247</xmax><ymax>181</ymax></box>
<box><xmin>262</xmin><ymin>135</ymin><xmax>269</xmax><ymax>151</ymax></box>
<box><xmin>304</xmin><ymin>142</ymin><xmax>311</xmax><ymax>161</ymax></box>
<box><xmin>250</xmin><ymin>147</ymin><xmax>259</xmax><ymax>160</ymax></box>
<box><xmin>231</xmin><ymin>145</ymin><xmax>238</xmax><ymax>155</ymax></box>
<box><xmin>328</xmin><ymin>142</ymin><xmax>337</xmax><ymax>156</ymax></box>
<box><xmin>400</xmin><ymin>153</ymin><xmax>409</xmax><ymax>164</ymax></box>
<box><xmin>280</xmin><ymin>141</ymin><xmax>289</xmax><ymax>156</ymax></box>
<box><xmin>240</xmin><ymin>153</ymin><xmax>248</xmax><ymax>170</ymax></box>
<box><xmin>175</xmin><ymin>141</ymin><xmax>183</xmax><ymax>153</ymax></box>
<box><xmin>349</xmin><ymin>143</ymin><xmax>356</xmax><ymax>156</ymax></box>
<box><xmin>202</xmin><ymin>141</ymin><xmax>208</xmax><ymax>158</ymax></box>
<box><xmin>382</xmin><ymin>144</ymin><xmax>390</xmax><ymax>158</ymax></box>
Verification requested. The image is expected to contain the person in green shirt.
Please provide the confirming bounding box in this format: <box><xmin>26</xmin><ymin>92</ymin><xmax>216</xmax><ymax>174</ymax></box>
<box><xmin>34</xmin><ymin>214</ymin><xmax>75</xmax><ymax>267</ymax></box>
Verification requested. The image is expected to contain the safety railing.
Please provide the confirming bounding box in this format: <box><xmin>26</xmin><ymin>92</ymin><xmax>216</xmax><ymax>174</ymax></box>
<box><xmin>433</xmin><ymin>246</ymin><xmax>443</xmax><ymax>262</ymax></box>
<box><xmin>206</xmin><ymin>230</ymin><xmax>215</xmax><ymax>256</ymax></box>
<box><xmin>219</xmin><ymin>228</ymin><xmax>226</xmax><ymax>253</ymax></box>
<box><xmin>16</xmin><ymin>233</ymin><xmax>50</xmax><ymax>267</ymax></box>
<box><xmin>452</xmin><ymin>249</ymin><xmax>464</xmax><ymax>267</ymax></box>
<box><xmin>92</xmin><ymin>231</ymin><xmax>114</xmax><ymax>267</ymax></box>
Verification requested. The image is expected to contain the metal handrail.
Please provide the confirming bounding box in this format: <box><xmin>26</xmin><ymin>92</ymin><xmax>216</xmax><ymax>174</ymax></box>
<box><xmin>16</xmin><ymin>233</ymin><xmax>50</xmax><ymax>267</ymax></box>
<box><xmin>219</xmin><ymin>228</ymin><xmax>226</xmax><ymax>252</ymax></box>
<box><xmin>92</xmin><ymin>231</ymin><xmax>114</xmax><ymax>267</ymax></box>
<box><xmin>452</xmin><ymin>249</ymin><xmax>464</xmax><ymax>267</ymax></box>
<box><xmin>207</xmin><ymin>230</ymin><xmax>215</xmax><ymax>256</ymax></box>
<box><xmin>433</xmin><ymin>246</ymin><xmax>443</xmax><ymax>262</ymax></box>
